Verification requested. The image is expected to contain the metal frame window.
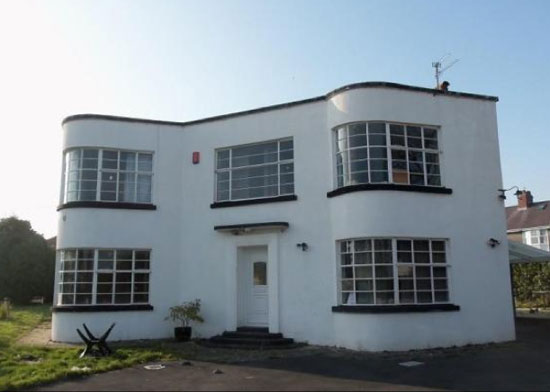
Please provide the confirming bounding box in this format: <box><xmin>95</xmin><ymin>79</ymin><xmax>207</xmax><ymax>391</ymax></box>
<box><xmin>63</xmin><ymin>148</ymin><xmax>153</xmax><ymax>203</ymax></box>
<box><xmin>215</xmin><ymin>138</ymin><xmax>294</xmax><ymax>201</ymax></box>
<box><xmin>524</xmin><ymin>229</ymin><xmax>550</xmax><ymax>251</ymax></box>
<box><xmin>334</xmin><ymin>122</ymin><xmax>441</xmax><ymax>188</ymax></box>
<box><xmin>338</xmin><ymin>238</ymin><xmax>449</xmax><ymax>305</ymax></box>
<box><xmin>58</xmin><ymin>249</ymin><xmax>151</xmax><ymax>306</ymax></box>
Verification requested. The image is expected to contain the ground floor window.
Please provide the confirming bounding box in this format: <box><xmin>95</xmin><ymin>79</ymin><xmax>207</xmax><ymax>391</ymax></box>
<box><xmin>338</xmin><ymin>238</ymin><xmax>449</xmax><ymax>305</ymax></box>
<box><xmin>58</xmin><ymin>249</ymin><xmax>150</xmax><ymax>306</ymax></box>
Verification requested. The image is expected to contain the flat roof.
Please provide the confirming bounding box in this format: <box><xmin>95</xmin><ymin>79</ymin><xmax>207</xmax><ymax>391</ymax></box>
<box><xmin>62</xmin><ymin>81</ymin><xmax>499</xmax><ymax>128</ymax></box>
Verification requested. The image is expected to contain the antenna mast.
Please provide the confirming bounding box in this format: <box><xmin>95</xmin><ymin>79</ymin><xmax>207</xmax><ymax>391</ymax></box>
<box><xmin>432</xmin><ymin>54</ymin><xmax>459</xmax><ymax>87</ymax></box>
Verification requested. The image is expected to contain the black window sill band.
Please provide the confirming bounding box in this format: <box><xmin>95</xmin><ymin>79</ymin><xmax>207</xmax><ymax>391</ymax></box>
<box><xmin>327</xmin><ymin>184</ymin><xmax>453</xmax><ymax>198</ymax></box>
<box><xmin>211</xmin><ymin>194</ymin><xmax>297</xmax><ymax>209</ymax></box>
<box><xmin>57</xmin><ymin>201</ymin><xmax>157</xmax><ymax>211</ymax></box>
<box><xmin>332</xmin><ymin>304</ymin><xmax>460</xmax><ymax>314</ymax></box>
<box><xmin>52</xmin><ymin>305</ymin><xmax>154</xmax><ymax>313</ymax></box>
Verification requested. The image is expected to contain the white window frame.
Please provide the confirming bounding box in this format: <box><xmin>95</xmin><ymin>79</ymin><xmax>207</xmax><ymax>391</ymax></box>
<box><xmin>337</xmin><ymin>237</ymin><xmax>451</xmax><ymax>306</ymax></box>
<box><xmin>57</xmin><ymin>248</ymin><xmax>151</xmax><ymax>306</ymax></box>
<box><xmin>214</xmin><ymin>138</ymin><xmax>294</xmax><ymax>202</ymax></box>
<box><xmin>524</xmin><ymin>228</ymin><xmax>550</xmax><ymax>251</ymax></box>
<box><xmin>333</xmin><ymin>122</ymin><xmax>442</xmax><ymax>189</ymax></box>
<box><xmin>62</xmin><ymin>148</ymin><xmax>154</xmax><ymax>204</ymax></box>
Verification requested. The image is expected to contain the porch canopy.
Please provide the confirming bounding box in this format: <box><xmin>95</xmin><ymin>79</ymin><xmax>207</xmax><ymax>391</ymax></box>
<box><xmin>509</xmin><ymin>241</ymin><xmax>550</xmax><ymax>264</ymax></box>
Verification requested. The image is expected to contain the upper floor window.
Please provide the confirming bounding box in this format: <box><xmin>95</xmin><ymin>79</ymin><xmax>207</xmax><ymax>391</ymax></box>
<box><xmin>58</xmin><ymin>248</ymin><xmax>151</xmax><ymax>306</ymax></box>
<box><xmin>338</xmin><ymin>238</ymin><xmax>449</xmax><ymax>306</ymax></box>
<box><xmin>63</xmin><ymin>148</ymin><xmax>153</xmax><ymax>204</ymax></box>
<box><xmin>524</xmin><ymin>229</ymin><xmax>550</xmax><ymax>251</ymax></box>
<box><xmin>215</xmin><ymin>138</ymin><xmax>294</xmax><ymax>201</ymax></box>
<box><xmin>335</xmin><ymin>122</ymin><xmax>441</xmax><ymax>188</ymax></box>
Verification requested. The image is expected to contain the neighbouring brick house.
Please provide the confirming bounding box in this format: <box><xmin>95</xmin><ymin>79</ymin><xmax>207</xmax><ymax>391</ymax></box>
<box><xmin>506</xmin><ymin>190</ymin><xmax>550</xmax><ymax>252</ymax></box>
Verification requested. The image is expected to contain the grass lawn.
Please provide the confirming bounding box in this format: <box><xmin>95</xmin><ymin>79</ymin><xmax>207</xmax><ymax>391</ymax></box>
<box><xmin>0</xmin><ymin>306</ymin><xmax>175</xmax><ymax>391</ymax></box>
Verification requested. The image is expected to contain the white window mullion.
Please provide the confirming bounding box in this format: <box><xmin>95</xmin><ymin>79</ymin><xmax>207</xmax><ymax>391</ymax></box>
<box><xmin>112</xmin><ymin>250</ymin><xmax>117</xmax><ymax>305</ymax></box>
<box><xmin>392</xmin><ymin>239</ymin><xmax>400</xmax><ymax>305</ymax></box>
<box><xmin>97</xmin><ymin>149</ymin><xmax>103</xmax><ymax>201</ymax></box>
<box><xmin>386</xmin><ymin>123</ymin><xmax>393</xmax><ymax>185</ymax></box>
<box><xmin>115</xmin><ymin>151</ymin><xmax>120</xmax><ymax>202</ymax></box>
<box><xmin>130</xmin><ymin>251</ymin><xmax>135</xmax><ymax>304</ymax></box>
<box><xmin>412</xmin><ymin>241</ymin><xmax>418</xmax><ymax>304</ymax></box>
<box><xmin>228</xmin><ymin>149</ymin><xmax>233</xmax><ymax>201</ymax></box>
<box><xmin>430</xmin><ymin>241</ymin><xmax>436</xmax><ymax>303</ymax></box>
<box><xmin>91</xmin><ymin>249</ymin><xmax>98</xmax><ymax>305</ymax></box>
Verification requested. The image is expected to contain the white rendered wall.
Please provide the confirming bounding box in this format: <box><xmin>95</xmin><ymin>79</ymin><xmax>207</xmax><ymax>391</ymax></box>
<box><xmin>53</xmin><ymin>86</ymin><xmax>515</xmax><ymax>350</ymax></box>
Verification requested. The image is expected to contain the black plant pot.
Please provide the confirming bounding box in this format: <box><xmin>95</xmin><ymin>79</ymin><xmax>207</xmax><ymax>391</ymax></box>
<box><xmin>174</xmin><ymin>326</ymin><xmax>192</xmax><ymax>342</ymax></box>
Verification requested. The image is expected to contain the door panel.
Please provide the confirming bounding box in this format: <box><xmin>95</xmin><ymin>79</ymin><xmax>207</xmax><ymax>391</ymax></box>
<box><xmin>238</xmin><ymin>246</ymin><xmax>269</xmax><ymax>327</ymax></box>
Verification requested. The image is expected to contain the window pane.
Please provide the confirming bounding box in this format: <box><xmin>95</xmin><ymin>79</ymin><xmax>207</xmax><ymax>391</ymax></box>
<box><xmin>355</xmin><ymin>266</ymin><xmax>373</xmax><ymax>278</ymax></box>
<box><xmin>356</xmin><ymin>293</ymin><xmax>374</xmax><ymax>304</ymax></box>
<box><xmin>376</xmin><ymin>292</ymin><xmax>394</xmax><ymax>304</ymax></box>
<box><xmin>376</xmin><ymin>279</ymin><xmax>394</xmax><ymax>290</ymax></box>
<box><xmin>398</xmin><ymin>265</ymin><xmax>414</xmax><ymax>278</ymax></box>
<box><xmin>253</xmin><ymin>262</ymin><xmax>267</xmax><ymax>285</ymax></box>
<box><xmin>137</xmin><ymin>175</ymin><xmax>152</xmax><ymax>202</ymax></box>
<box><xmin>374</xmin><ymin>239</ymin><xmax>392</xmax><ymax>251</ymax></box>
<box><xmin>217</xmin><ymin>150</ymin><xmax>230</xmax><ymax>169</ymax></box>
<box><xmin>369</xmin><ymin>122</ymin><xmax>386</xmax><ymax>134</ymax></box>
<box><xmin>120</xmin><ymin>152</ymin><xmax>136</xmax><ymax>171</ymax></box>
<box><xmin>341</xmin><ymin>280</ymin><xmax>353</xmax><ymax>291</ymax></box>
<box><xmin>102</xmin><ymin>151</ymin><xmax>118</xmax><ymax>169</ymax></box>
<box><xmin>118</xmin><ymin>173</ymin><xmax>136</xmax><ymax>202</ymax></box>
<box><xmin>417</xmin><ymin>292</ymin><xmax>433</xmax><ymax>303</ymax></box>
<box><xmin>138</xmin><ymin>153</ymin><xmax>153</xmax><ymax>171</ymax></box>
<box><xmin>341</xmin><ymin>267</ymin><xmax>353</xmax><ymax>279</ymax></box>
<box><xmin>354</xmin><ymin>252</ymin><xmax>372</xmax><ymax>265</ymax></box>
<box><xmin>355</xmin><ymin>280</ymin><xmax>373</xmax><ymax>291</ymax></box>
<box><xmin>231</xmin><ymin>142</ymin><xmax>278</xmax><ymax>167</ymax></box>
<box><xmin>341</xmin><ymin>254</ymin><xmax>352</xmax><ymax>265</ymax></box>
<box><xmin>435</xmin><ymin>291</ymin><xmax>449</xmax><ymax>302</ymax></box>
<box><xmin>375</xmin><ymin>266</ymin><xmax>393</xmax><ymax>278</ymax></box>
<box><xmin>399</xmin><ymin>292</ymin><xmax>415</xmax><ymax>303</ymax></box>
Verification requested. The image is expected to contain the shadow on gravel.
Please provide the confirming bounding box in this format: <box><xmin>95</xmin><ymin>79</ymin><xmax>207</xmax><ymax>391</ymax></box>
<box><xmin>236</xmin><ymin>318</ymin><xmax>550</xmax><ymax>391</ymax></box>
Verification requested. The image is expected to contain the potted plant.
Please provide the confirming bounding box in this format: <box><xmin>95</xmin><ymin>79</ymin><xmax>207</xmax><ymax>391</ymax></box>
<box><xmin>165</xmin><ymin>299</ymin><xmax>204</xmax><ymax>341</ymax></box>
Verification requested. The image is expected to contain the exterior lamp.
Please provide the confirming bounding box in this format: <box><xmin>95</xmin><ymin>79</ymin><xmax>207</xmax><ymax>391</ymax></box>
<box><xmin>498</xmin><ymin>186</ymin><xmax>521</xmax><ymax>200</ymax></box>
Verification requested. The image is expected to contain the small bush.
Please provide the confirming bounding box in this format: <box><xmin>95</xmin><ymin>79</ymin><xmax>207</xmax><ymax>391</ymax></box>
<box><xmin>0</xmin><ymin>301</ymin><xmax>10</xmax><ymax>320</ymax></box>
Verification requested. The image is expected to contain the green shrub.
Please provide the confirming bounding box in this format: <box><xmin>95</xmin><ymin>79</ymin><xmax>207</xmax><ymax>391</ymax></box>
<box><xmin>0</xmin><ymin>301</ymin><xmax>10</xmax><ymax>320</ymax></box>
<box><xmin>512</xmin><ymin>263</ymin><xmax>550</xmax><ymax>307</ymax></box>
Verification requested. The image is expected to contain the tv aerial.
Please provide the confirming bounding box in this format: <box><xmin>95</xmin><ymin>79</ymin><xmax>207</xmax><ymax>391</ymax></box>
<box><xmin>432</xmin><ymin>54</ymin><xmax>460</xmax><ymax>87</ymax></box>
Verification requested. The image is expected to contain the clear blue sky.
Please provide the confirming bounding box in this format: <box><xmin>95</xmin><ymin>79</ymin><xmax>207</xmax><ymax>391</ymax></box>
<box><xmin>0</xmin><ymin>0</ymin><xmax>548</xmax><ymax>237</ymax></box>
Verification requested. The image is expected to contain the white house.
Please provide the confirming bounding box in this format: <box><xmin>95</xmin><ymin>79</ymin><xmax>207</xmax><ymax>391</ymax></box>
<box><xmin>52</xmin><ymin>82</ymin><xmax>516</xmax><ymax>351</ymax></box>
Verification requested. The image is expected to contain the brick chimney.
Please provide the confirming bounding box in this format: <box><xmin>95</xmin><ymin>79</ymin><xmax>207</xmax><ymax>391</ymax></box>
<box><xmin>517</xmin><ymin>190</ymin><xmax>533</xmax><ymax>209</ymax></box>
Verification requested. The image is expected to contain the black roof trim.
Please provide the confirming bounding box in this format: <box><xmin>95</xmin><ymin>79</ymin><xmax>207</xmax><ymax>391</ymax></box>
<box><xmin>214</xmin><ymin>222</ymin><xmax>289</xmax><ymax>231</ymax></box>
<box><xmin>62</xmin><ymin>82</ymin><xmax>499</xmax><ymax>128</ymax></box>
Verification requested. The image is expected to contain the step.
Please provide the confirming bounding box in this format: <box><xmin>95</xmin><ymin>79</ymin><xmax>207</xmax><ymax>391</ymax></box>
<box><xmin>222</xmin><ymin>331</ymin><xmax>283</xmax><ymax>339</ymax></box>
<box><xmin>210</xmin><ymin>336</ymin><xmax>294</xmax><ymax>346</ymax></box>
<box><xmin>198</xmin><ymin>339</ymin><xmax>300</xmax><ymax>350</ymax></box>
<box><xmin>236</xmin><ymin>326</ymin><xmax>269</xmax><ymax>333</ymax></box>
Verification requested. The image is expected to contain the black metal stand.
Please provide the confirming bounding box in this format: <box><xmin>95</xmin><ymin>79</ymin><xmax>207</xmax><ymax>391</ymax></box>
<box><xmin>77</xmin><ymin>323</ymin><xmax>116</xmax><ymax>358</ymax></box>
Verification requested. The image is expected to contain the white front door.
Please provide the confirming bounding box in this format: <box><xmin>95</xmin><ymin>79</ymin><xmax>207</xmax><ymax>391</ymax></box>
<box><xmin>238</xmin><ymin>246</ymin><xmax>269</xmax><ymax>327</ymax></box>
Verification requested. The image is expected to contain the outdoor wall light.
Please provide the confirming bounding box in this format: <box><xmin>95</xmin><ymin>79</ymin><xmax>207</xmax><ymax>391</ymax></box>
<box><xmin>296</xmin><ymin>242</ymin><xmax>309</xmax><ymax>251</ymax></box>
<box><xmin>498</xmin><ymin>186</ymin><xmax>521</xmax><ymax>200</ymax></box>
<box><xmin>487</xmin><ymin>238</ymin><xmax>501</xmax><ymax>248</ymax></box>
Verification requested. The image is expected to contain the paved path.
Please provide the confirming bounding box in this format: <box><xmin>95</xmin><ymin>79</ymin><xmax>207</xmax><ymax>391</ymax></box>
<box><xmin>37</xmin><ymin>360</ymin><xmax>433</xmax><ymax>391</ymax></box>
<box><xmin>36</xmin><ymin>318</ymin><xmax>550</xmax><ymax>391</ymax></box>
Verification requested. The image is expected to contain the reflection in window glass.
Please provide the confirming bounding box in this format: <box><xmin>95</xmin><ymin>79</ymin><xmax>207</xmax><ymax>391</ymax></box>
<box><xmin>215</xmin><ymin>139</ymin><xmax>294</xmax><ymax>201</ymax></box>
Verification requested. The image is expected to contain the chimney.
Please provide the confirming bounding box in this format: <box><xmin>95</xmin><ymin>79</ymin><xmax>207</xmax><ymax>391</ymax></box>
<box><xmin>438</xmin><ymin>81</ymin><xmax>450</xmax><ymax>92</ymax></box>
<box><xmin>517</xmin><ymin>190</ymin><xmax>533</xmax><ymax>209</ymax></box>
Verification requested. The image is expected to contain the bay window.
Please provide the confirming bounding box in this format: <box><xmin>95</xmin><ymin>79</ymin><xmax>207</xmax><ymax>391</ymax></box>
<box><xmin>58</xmin><ymin>249</ymin><xmax>151</xmax><ymax>306</ymax></box>
<box><xmin>63</xmin><ymin>148</ymin><xmax>153</xmax><ymax>204</ymax></box>
<box><xmin>335</xmin><ymin>122</ymin><xmax>441</xmax><ymax>188</ymax></box>
<box><xmin>338</xmin><ymin>238</ymin><xmax>450</xmax><ymax>306</ymax></box>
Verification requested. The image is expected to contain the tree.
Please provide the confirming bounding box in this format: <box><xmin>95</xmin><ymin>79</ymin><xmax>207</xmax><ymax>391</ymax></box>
<box><xmin>0</xmin><ymin>216</ymin><xmax>55</xmax><ymax>304</ymax></box>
